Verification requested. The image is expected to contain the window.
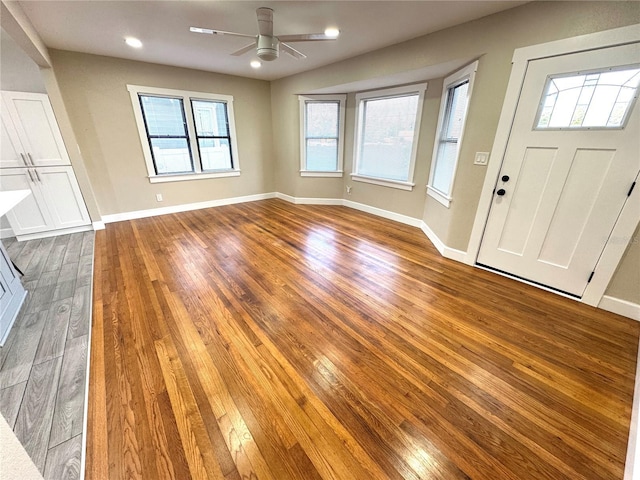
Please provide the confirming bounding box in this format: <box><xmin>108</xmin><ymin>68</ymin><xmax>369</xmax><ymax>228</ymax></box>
<box><xmin>299</xmin><ymin>94</ymin><xmax>346</xmax><ymax>177</ymax></box>
<box><xmin>535</xmin><ymin>66</ymin><xmax>640</xmax><ymax>129</ymax></box>
<box><xmin>128</xmin><ymin>85</ymin><xmax>240</xmax><ymax>183</ymax></box>
<box><xmin>352</xmin><ymin>83</ymin><xmax>427</xmax><ymax>190</ymax></box>
<box><xmin>428</xmin><ymin>61</ymin><xmax>478</xmax><ymax>207</ymax></box>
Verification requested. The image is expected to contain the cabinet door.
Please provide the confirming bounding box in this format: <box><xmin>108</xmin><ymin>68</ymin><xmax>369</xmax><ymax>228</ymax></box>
<box><xmin>0</xmin><ymin>98</ymin><xmax>28</xmax><ymax>168</ymax></box>
<box><xmin>37</xmin><ymin>166</ymin><xmax>91</xmax><ymax>229</ymax></box>
<box><xmin>0</xmin><ymin>168</ymin><xmax>54</xmax><ymax>235</ymax></box>
<box><xmin>1</xmin><ymin>91</ymin><xmax>71</xmax><ymax>166</ymax></box>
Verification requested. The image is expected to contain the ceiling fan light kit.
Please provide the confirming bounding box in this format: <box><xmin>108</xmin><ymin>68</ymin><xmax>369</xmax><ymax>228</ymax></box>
<box><xmin>190</xmin><ymin>7</ymin><xmax>338</xmax><ymax>63</ymax></box>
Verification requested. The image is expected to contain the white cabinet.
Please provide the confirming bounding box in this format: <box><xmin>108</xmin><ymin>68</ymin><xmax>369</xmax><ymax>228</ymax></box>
<box><xmin>1</xmin><ymin>90</ymin><xmax>91</xmax><ymax>238</ymax></box>
<box><xmin>0</xmin><ymin>167</ymin><xmax>90</xmax><ymax>236</ymax></box>
<box><xmin>1</xmin><ymin>91</ymin><xmax>71</xmax><ymax>168</ymax></box>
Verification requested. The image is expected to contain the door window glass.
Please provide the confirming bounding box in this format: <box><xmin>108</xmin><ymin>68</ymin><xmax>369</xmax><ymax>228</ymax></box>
<box><xmin>535</xmin><ymin>66</ymin><xmax>640</xmax><ymax>129</ymax></box>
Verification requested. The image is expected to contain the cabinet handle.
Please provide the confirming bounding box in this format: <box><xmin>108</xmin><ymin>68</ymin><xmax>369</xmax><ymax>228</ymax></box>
<box><xmin>35</xmin><ymin>170</ymin><xmax>41</xmax><ymax>182</ymax></box>
<box><xmin>19</xmin><ymin>153</ymin><xmax>28</xmax><ymax>166</ymax></box>
<box><xmin>27</xmin><ymin>169</ymin><xmax>35</xmax><ymax>182</ymax></box>
<box><xmin>27</xmin><ymin>153</ymin><xmax>35</xmax><ymax>166</ymax></box>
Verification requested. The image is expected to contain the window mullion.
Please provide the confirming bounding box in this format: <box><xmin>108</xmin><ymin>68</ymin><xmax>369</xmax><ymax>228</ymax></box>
<box><xmin>183</xmin><ymin>97</ymin><xmax>202</xmax><ymax>173</ymax></box>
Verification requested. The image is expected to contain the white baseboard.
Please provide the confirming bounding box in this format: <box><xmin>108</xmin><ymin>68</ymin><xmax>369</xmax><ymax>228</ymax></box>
<box><xmin>101</xmin><ymin>192</ymin><xmax>276</xmax><ymax>224</ymax></box>
<box><xmin>343</xmin><ymin>199</ymin><xmax>422</xmax><ymax>227</ymax></box>
<box><xmin>0</xmin><ymin>227</ymin><xmax>14</xmax><ymax>239</ymax></box>
<box><xmin>419</xmin><ymin>220</ymin><xmax>468</xmax><ymax>261</ymax></box>
<box><xmin>92</xmin><ymin>221</ymin><xmax>105</xmax><ymax>231</ymax></box>
<box><xmin>599</xmin><ymin>295</ymin><xmax>640</xmax><ymax>321</ymax></box>
<box><xmin>15</xmin><ymin>224</ymin><xmax>93</xmax><ymax>241</ymax></box>
<box><xmin>275</xmin><ymin>193</ymin><xmax>342</xmax><ymax>206</ymax></box>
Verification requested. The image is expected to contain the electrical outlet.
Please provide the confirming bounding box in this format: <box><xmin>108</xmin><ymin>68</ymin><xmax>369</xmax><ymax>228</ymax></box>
<box><xmin>156</xmin><ymin>193</ymin><xmax>163</xmax><ymax>202</ymax></box>
<box><xmin>474</xmin><ymin>152</ymin><xmax>489</xmax><ymax>165</ymax></box>
<box><xmin>346</xmin><ymin>185</ymin><xmax>352</xmax><ymax>195</ymax></box>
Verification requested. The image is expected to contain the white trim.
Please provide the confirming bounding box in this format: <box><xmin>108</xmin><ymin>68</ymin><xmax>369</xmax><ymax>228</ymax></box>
<box><xmin>351</xmin><ymin>174</ymin><xmax>415</xmax><ymax>191</ymax></box>
<box><xmin>466</xmin><ymin>23</ymin><xmax>640</xmax><ymax>316</ymax></box>
<box><xmin>352</xmin><ymin>83</ymin><xmax>427</xmax><ymax>190</ymax></box>
<box><xmin>0</xmin><ymin>227</ymin><xmax>14</xmax><ymax>239</ymax></box>
<box><xmin>275</xmin><ymin>192</ymin><xmax>342</xmax><ymax>206</ymax></box>
<box><xmin>599</xmin><ymin>295</ymin><xmax>640</xmax><ymax>321</ymax></box>
<box><xmin>426</xmin><ymin>186</ymin><xmax>452</xmax><ymax>208</ymax></box>
<box><xmin>79</xmin><ymin>228</ymin><xmax>97</xmax><ymax>480</ymax></box>
<box><xmin>101</xmin><ymin>193</ymin><xmax>276</xmax><ymax>224</ymax></box>
<box><xmin>127</xmin><ymin>84</ymin><xmax>240</xmax><ymax>181</ymax></box>
<box><xmin>300</xmin><ymin>170</ymin><xmax>344</xmax><ymax>178</ymax></box>
<box><xmin>299</xmin><ymin>94</ymin><xmax>346</xmax><ymax>175</ymax></box>
<box><xmin>625</xmin><ymin>339</ymin><xmax>640</xmax><ymax>480</ymax></box>
<box><xmin>427</xmin><ymin>61</ymin><xmax>479</xmax><ymax>205</ymax></box>
<box><xmin>148</xmin><ymin>170</ymin><xmax>241</xmax><ymax>183</ymax></box>
<box><xmin>15</xmin><ymin>224</ymin><xmax>92</xmax><ymax>241</ymax></box>
<box><xmin>343</xmin><ymin>199</ymin><xmax>421</xmax><ymax>227</ymax></box>
<box><xmin>92</xmin><ymin>221</ymin><xmax>105</xmax><ymax>231</ymax></box>
<box><xmin>419</xmin><ymin>220</ymin><xmax>467</xmax><ymax>261</ymax></box>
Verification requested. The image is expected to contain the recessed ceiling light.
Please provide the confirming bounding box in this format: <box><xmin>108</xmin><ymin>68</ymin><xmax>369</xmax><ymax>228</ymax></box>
<box><xmin>125</xmin><ymin>37</ymin><xmax>143</xmax><ymax>48</ymax></box>
<box><xmin>250</xmin><ymin>60</ymin><xmax>262</xmax><ymax>69</ymax></box>
<box><xmin>324</xmin><ymin>28</ymin><xmax>340</xmax><ymax>38</ymax></box>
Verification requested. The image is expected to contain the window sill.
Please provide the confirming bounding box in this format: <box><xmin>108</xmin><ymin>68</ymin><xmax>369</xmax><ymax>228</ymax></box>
<box><xmin>148</xmin><ymin>170</ymin><xmax>240</xmax><ymax>183</ymax></box>
<box><xmin>426</xmin><ymin>185</ymin><xmax>452</xmax><ymax>207</ymax></box>
<box><xmin>351</xmin><ymin>174</ymin><xmax>415</xmax><ymax>191</ymax></box>
<box><xmin>300</xmin><ymin>170</ymin><xmax>343</xmax><ymax>178</ymax></box>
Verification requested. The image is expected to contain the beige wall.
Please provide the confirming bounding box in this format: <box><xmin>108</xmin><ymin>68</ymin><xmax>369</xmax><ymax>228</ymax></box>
<box><xmin>606</xmin><ymin>224</ymin><xmax>640</xmax><ymax>304</ymax></box>
<box><xmin>271</xmin><ymin>1</ymin><xmax>639</xmax><ymax>247</ymax></box>
<box><xmin>49</xmin><ymin>50</ymin><xmax>275</xmax><ymax>216</ymax></box>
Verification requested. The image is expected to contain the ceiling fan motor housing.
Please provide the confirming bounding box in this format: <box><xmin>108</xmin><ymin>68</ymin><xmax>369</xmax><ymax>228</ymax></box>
<box><xmin>257</xmin><ymin>35</ymin><xmax>279</xmax><ymax>61</ymax></box>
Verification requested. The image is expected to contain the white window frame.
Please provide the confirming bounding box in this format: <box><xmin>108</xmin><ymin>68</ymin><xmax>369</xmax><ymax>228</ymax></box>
<box><xmin>427</xmin><ymin>61</ymin><xmax>478</xmax><ymax>207</ymax></box>
<box><xmin>127</xmin><ymin>84</ymin><xmax>241</xmax><ymax>184</ymax></box>
<box><xmin>298</xmin><ymin>94</ymin><xmax>346</xmax><ymax>177</ymax></box>
<box><xmin>351</xmin><ymin>83</ymin><xmax>427</xmax><ymax>191</ymax></box>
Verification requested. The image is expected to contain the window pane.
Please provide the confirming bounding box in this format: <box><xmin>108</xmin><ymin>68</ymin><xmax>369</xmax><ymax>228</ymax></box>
<box><xmin>150</xmin><ymin>138</ymin><xmax>193</xmax><ymax>174</ymax></box>
<box><xmin>306</xmin><ymin>102</ymin><xmax>338</xmax><ymax>137</ymax></box>
<box><xmin>192</xmin><ymin>100</ymin><xmax>229</xmax><ymax>136</ymax></box>
<box><xmin>306</xmin><ymin>139</ymin><xmax>338</xmax><ymax>171</ymax></box>
<box><xmin>199</xmin><ymin>138</ymin><xmax>232</xmax><ymax>170</ymax></box>
<box><xmin>442</xmin><ymin>82</ymin><xmax>469</xmax><ymax>140</ymax></box>
<box><xmin>536</xmin><ymin>67</ymin><xmax>640</xmax><ymax>129</ymax></box>
<box><xmin>358</xmin><ymin>95</ymin><xmax>418</xmax><ymax>182</ymax></box>
<box><xmin>432</xmin><ymin>142</ymin><xmax>458</xmax><ymax>193</ymax></box>
<box><xmin>140</xmin><ymin>96</ymin><xmax>187</xmax><ymax>136</ymax></box>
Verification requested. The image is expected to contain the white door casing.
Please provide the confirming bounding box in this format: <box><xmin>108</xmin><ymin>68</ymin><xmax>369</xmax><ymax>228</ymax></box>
<box><xmin>477</xmin><ymin>43</ymin><xmax>640</xmax><ymax>297</ymax></box>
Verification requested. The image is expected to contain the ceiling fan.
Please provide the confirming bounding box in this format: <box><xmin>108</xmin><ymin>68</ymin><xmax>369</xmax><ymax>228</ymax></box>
<box><xmin>190</xmin><ymin>7</ymin><xmax>339</xmax><ymax>62</ymax></box>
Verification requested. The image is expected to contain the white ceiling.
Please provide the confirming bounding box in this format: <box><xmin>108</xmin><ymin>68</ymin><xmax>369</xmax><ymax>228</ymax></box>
<box><xmin>16</xmin><ymin>1</ymin><xmax>526</xmax><ymax>81</ymax></box>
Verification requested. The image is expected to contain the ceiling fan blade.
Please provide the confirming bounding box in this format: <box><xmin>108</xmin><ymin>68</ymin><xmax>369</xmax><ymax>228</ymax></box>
<box><xmin>256</xmin><ymin>7</ymin><xmax>273</xmax><ymax>36</ymax></box>
<box><xmin>230</xmin><ymin>43</ymin><xmax>257</xmax><ymax>57</ymax></box>
<box><xmin>277</xmin><ymin>33</ymin><xmax>337</xmax><ymax>42</ymax></box>
<box><xmin>281</xmin><ymin>42</ymin><xmax>307</xmax><ymax>60</ymax></box>
<box><xmin>190</xmin><ymin>27</ymin><xmax>255</xmax><ymax>39</ymax></box>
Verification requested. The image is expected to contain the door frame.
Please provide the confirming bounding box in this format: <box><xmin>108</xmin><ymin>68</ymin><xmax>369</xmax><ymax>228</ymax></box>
<box><xmin>465</xmin><ymin>24</ymin><xmax>640</xmax><ymax>308</ymax></box>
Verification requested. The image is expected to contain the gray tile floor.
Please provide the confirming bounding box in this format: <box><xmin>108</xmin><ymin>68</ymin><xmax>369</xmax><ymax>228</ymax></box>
<box><xmin>0</xmin><ymin>232</ymin><xmax>94</xmax><ymax>480</ymax></box>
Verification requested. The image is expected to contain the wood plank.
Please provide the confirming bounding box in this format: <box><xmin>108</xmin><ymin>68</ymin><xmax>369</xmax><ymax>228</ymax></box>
<box><xmin>34</xmin><ymin>298</ymin><xmax>72</xmax><ymax>364</ymax></box>
<box><xmin>14</xmin><ymin>355</ymin><xmax>63</xmax><ymax>472</ymax></box>
<box><xmin>44</xmin><ymin>433</ymin><xmax>82</xmax><ymax>480</ymax></box>
<box><xmin>0</xmin><ymin>380</ymin><xmax>27</xmax><ymax>428</ymax></box>
<box><xmin>86</xmin><ymin>200</ymin><xmax>640</xmax><ymax>480</ymax></box>
<box><xmin>0</xmin><ymin>310</ymin><xmax>48</xmax><ymax>388</ymax></box>
<box><xmin>49</xmin><ymin>335</ymin><xmax>88</xmax><ymax>448</ymax></box>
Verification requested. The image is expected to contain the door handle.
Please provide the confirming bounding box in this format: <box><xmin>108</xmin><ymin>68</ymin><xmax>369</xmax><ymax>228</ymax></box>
<box><xmin>496</xmin><ymin>189</ymin><xmax>506</xmax><ymax>196</ymax></box>
<box><xmin>35</xmin><ymin>170</ymin><xmax>41</xmax><ymax>182</ymax></box>
<box><xmin>27</xmin><ymin>169</ymin><xmax>35</xmax><ymax>182</ymax></box>
<box><xmin>501</xmin><ymin>175</ymin><xmax>510</xmax><ymax>182</ymax></box>
<box><xmin>19</xmin><ymin>153</ymin><xmax>28</xmax><ymax>166</ymax></box>
<box><xmin>27</xmin><ymin>153</ymin><xmax>35</xmax><ymax>166</ymax></box>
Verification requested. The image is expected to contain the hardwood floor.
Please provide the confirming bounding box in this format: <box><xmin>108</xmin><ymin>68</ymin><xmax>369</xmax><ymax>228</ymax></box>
<box><xmin>0</xmin><ymin>232</ymin><xmax>93</xmax><ymax>479</ymax></box>
<box><xmin>88</xmin><ymin>199</ymin><xmax>639</xmax><ymax>480</ymax></box>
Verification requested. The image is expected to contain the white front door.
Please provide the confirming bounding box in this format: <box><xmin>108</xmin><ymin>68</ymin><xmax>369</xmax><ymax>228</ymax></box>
<box><xmin>477</xmin><ymin>42</ymin><xmax>640</xmax><ymax>297</ymax></box>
